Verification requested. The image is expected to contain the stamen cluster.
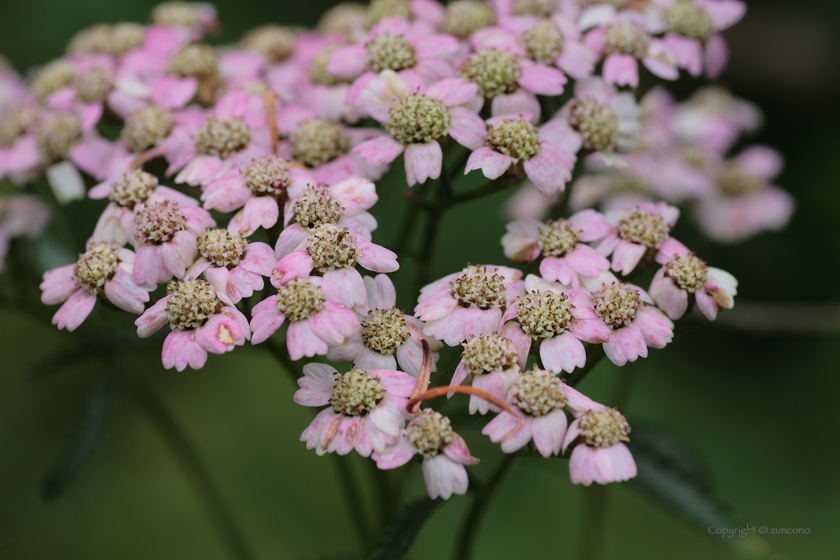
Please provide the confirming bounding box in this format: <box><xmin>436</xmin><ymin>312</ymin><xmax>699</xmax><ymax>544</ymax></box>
<box><xmin>451</xmin><ymin>265</ymin><xmax>507</xmax><ymax>309</ymax></box>
<box><xmin>73</xmin><ymin>243</ymin><xmax>120</xmax><ymax>294</ymax></box>
<box><xmin>569</xmin><ymin>97</ymin><xmax>619</xmax><ymax>152</ymax></box>
<box><xmin>386</xmin><ymin>94</ymin><xmax>450</xmax><ymax>145</ymax></box>
<box><xmin>580</xmin><ymin>408</ymin><xmax>631</xmax><ymax>447</ymax></box>
<box><xmin>275</xmin><ymin>279</ymin><xmax>324</xmax><ymax>322</ymax></box>
<box><xmin>487</xmin><ymin>118</ymin><xmax>541</xmax><ymax>164</ymax></box>
<box><xmin>461</xmin><ymin>334</ymin><xmax>518</xmax><ymax>376</ymax></box>
<box><xmin>617</xmin><ymin>209</ymin><xmax>669</xmax><ymax>248</ymax></box>
<box><xmin>406</xmin><ymin>410</ymin><xmax>455</xmax><ymax>458</ymax></box>
<box><xmin>195</xmin><ymin>117</ymin><xmax>251</xmax><ymax>159</ymax></box>
<box><xmin>511</xmin><ymin>367</ymin><xmax>567</xmax><ymax>417</ymax></box>
<box><xmin>362</xmin><ymin>307</ymin><xmax>409</xmax><ymax>354</ymax></box>
<box><xmin>166</xmin><ymin>279</ymin><xmax>224</xmax><ymax>329</ymax></box>
<box><xmin>109</xmin><ymin>169</ymin><xmax>158</xmax><ymax>208</ymax></box>
<box><xmin>134</xmin><ymin>200</ymin><xmax>186</xmax><ymax>244</ymax></box>
<box><xmin>330</xmin><ymin>369</ymin><xmax>385</xmax><ymax>416</ymax></box>
<box><xmin>290</xmin><ymin>119</ymin><xmax>351</xmax><ymax>167</ymax></box>
<box><xmin>121</xmin><ymin>105</ymin><xmax>175</xmax><ymax>153</ymax></box>
<box><xmin>199</xmin><ymin>229</ymin><xmax>248</xmax><ymax>268</ymax></box>
<box><xmin>516</xmin><ymin>291</ymin><xmax>574</xmax><ymax>338</ymax></box>
<box><xmin>461</xmin><ymin>49</ymin><xmax>520</xmax><ymax>98</ymax></box>
<box><xmin>306</xmin><ymin>224</ymin><xmax>358</xmax><ymax>270</ymax></box>
<box><xmin>593</xmin><ymin>283</ymin><xmax>642</xmax><ymax>329</ymax></box>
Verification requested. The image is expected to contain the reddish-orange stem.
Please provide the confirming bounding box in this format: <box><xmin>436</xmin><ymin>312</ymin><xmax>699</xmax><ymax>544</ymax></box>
<box><xmin>408</xmin><ymin>339</ymin><xmax>432</xmax><ymax>413</ymax></box>
<box><xmin>264</xmin><ymin>91</ymin><xmax>279</xmax><ymax>155</ymax></box>
<box><xmin>406</xmin><ymin>385</ymin><xmax>521</xmax><ymax>419</ymax></box>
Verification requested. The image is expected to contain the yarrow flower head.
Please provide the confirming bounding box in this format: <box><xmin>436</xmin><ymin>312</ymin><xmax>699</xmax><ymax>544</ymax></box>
<box><xmin>596</xmin><ymin>201</ymin><xmax>680</xmax><ymax>275</ymax></box>
<box><xmin>450</xmin><ymin>331</ymin><xmax>524</xmax><ymax>415</ymax></box>
<box><xmin>374</xmin><ymin>409</ymin><xmax>479</xmax><ymax>500</ymax></box>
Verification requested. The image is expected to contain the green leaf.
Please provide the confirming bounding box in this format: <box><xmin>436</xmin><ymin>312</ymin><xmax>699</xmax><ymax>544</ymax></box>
<box><xmin>628</xmin><ymin>423</ymin><xmax>772</xmax><ymax>559</ymax></box>
<box><xmin>42</xmin><ymin>376</ymin><xmax>115</xmax><ymax>501</ymax></box>
<box><xmin>368</xmin><ymin>498</ymin><xmax>440</xmax><ymax>560</ymax></box>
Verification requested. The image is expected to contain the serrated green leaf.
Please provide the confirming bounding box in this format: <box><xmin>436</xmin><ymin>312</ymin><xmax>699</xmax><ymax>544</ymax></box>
<box><xmin>368</xmin><ymin>498</ymin><xmax>440</xmax><ymax>560</ymax></box>
<box><xmin>42</xmin><ymin>376</ymin><xmax>115</xmax><ymax>502</ymax></box>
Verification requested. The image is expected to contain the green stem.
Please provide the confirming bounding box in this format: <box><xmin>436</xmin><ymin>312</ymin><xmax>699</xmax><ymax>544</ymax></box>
<box><xmin>331</xmin><ymin>454</ymin><xmax>376</xmax><ymax>549</ymax></box>
<box><xmin>116</xmin><ymin>372</ymin><xmax>258</xmax><ymax>560</ymax></box>
<box><xmin>451</xmin><ymin>455</ymin><xmax>516</xmax><ymax>560</ymax></box>
<box><xmin>365</xmin><ymin>455</ymin><xmax>395</xmax><ymax>529</ymax></box>
<box><xmin>564</xmin><ymin>344</ymin><xmax>606</xmax><ymax>388</ymax></box>
<box><xmin>577</xmin><ymin>484</ymin><xmax>608</xmax><ymax>560</ymax></box>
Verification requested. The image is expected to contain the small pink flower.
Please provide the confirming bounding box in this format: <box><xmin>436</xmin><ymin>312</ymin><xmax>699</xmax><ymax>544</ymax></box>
<box><xmin>583</xmin><ymin>14</ymin><xmax>678</xmax><ymax>87</ymax></box>
<box><xmin>650</xmin><ymin>238</ymin><xmax>738</xmax><ymax>321</ymax></box>
<box><xmin>0</xmin><ymin>195</ymin><xmax>50</xmax><ymax>272</ymax></box>
<box><xmin>500</xmin><ymin>274</ymin><xmax>611</xmax><ymax>374</ymax></box>
<box><xmin>249</xmin><ymin>277</ymin><xmax>359</xmax><ymax>359</ymax></box>
<box><xmin>132</xmin><ymin>199</ymin><xmax>215</xmax><ymax>286</ymax></box>
<box><xmin>43</xmin><ymin>56</ymin><xmax>115</xmax><ymax>137</ymax></box>
<box><xmin>41</xmin><ymin>243</ymin><xmax>153</xmax><ymax>331</ymax></box>
<box><xmin>186</xmin><ymin>228</ymin><xmax>277</xmax><ymax>303</ymax></box>
<box><xmin>583</xmin><ymin>272</ymin><xmax>674</xmax><ymax>367</ymax></box>
<box><xmin>649</xmin><ymin>0</ymin><xmax>746</xmax><ymax>79</ymax></box>
<box><xmin>295</xmin><ymin>363</ymin><xmax>416</xmax><ymax>456</ymax></box>
<box><xmin>327</xmin><ymin>274</ymin><xmax>442</xmax><ymax>377</ymax></box>
<box><xmin>415</xmin><ymin>264</ymin><xmax>524</xmax><ymax>346</ymax></box>
<box><xmin>150</xmin><ymin>2</ymin><xmax>219</xmax><ymax>40</ymax></box>
<box><xmin>483</xmin><ymin>367</ymin><xmax>593</xmax><ymax>457</ymax></box>
<box><xmin>89</xmin><ymin>168</ymin><xmax>198</xmax><ymax>247</ymax></box>
<box><xmin>136</xmin><ymin>279</ymin><xmax>249</xmax><ymax>371</ymax></box>
<box><xmin>374</xmin><ymin>409</ymin><xmax>479</xmax><ymax>500</ymax></box>
<box><xmin>672</xmin><ymin>86</ymin><xmax>762</xmax><ymax>154</ymax></box>
<box><xmin>327</xmin><ymin>16</ymin><xmax>459</xmax><ymax>105</ymax></box>
<box><xmin>596</xmin><ymin>201</ymin><xmax>680</xmax><ymax>276</ymax></box>
<box><xmin>353</xmin><ymin>71</ymin><xmax>486</xmax><ymax>186</ymax></box>
<box><xmin>501</xmin><ymin>209</ymin><xmax>611</xmax><ymax>286</ymax></box>
<box><xmin>270</xmin><ymin>223</ymin><xmax>398</xmax><ymax>309</ymax></box>
<box><xmin>450</xmin><ymin>330</ymin><xmax>526</xmax><ymax>415</ymax></box>
<box><xmin>465</xmin><ymin>114</ymin><xmax>576</xmax><ymax>198</ymax></box>
<box><xmin>562</xmin><ymin>395</ymin><xmax>637</xmax><ymax>486</ymax></box>
<box><xmin>693</xmin><ymin>146</ymin><xmax>793</xmax><ymax>243</ymax></box>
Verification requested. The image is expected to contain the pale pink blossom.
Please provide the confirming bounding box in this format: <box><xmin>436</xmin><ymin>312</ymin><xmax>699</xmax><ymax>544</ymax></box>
<box><xmin>41</xmin><ymin>243</ymin><xmax>153</xmax><ymax>331</ymax></box>
<box><xmin>270</xmin><ymin>223</ymin><xmax>398</xmax><ymax>309</ymax></box>
<box><xmin>596</xmin><ymin>201</ymin><xmax>680</xmax><ymax>276</ymax></box>
<box><xmin>501</xmin><ymin>210</ymin><xmax>611</xmax><ymax>286</ymax></box>
<box><xmin>353</xmin><ymin>71</ymin><xmax>486</xmax><ymax>186</ymax></box>
<box><xmin>415</xmin><ymin>264</ymin><xmax>524</xmax><ymax>346</ymax></box>
<box><xmin>672</xmin><ymin>86</ymin><xmax>762</xmax><ymax>154</ymax></box>
<box><xmin>149</xmin><ymin>2</ymin><xmax>219</xmax><ymax>40</ymax></box>
<box><xmin>249</xmin><ymin>277</ymin><xmax>359</xmax><ymax>359</ymax></box>
<box><xmin>295</xmin><ymin>363</ymin><xmax>415</xmax><ymax>456</ymax></box>
<box><xmin>562</xmin><ymin>394</ymin><xmax>637</xmax><ymax>486</ymax></box>
<box><xmin>500</xmin><ymin>274</ymin><xmax>611</xmax><ymax>374</ymax></box>
<box><xmin>650</xmin><ymin>238</ymin><xmax>737</xmax><ymax>320</ymax></box>
<box><xmin>582</xmin><ymin>272</ymin><xmax>674</xmax><ymax>367</ymax></box>
<box><xmin>132</xmin><ymin>200</ymin><xmax>215</xmax><ymax>286</ymax></box>
<box><xmin>374</xmin><ymin>409</ymin><xmax>478</xmax><ymax>500</ymax></box>
<box><xmin>465</xmin><ymin>114</ymin><xmax>576</xmax><ymax>198</ymax></box>
<box><xmin>0</xmin><ymin>195</ymin><xmax>49</xmax><ymax>271</ymax></box>
<box><xmin>327</xmin><ymin>274</ymin><xmax>442</xmax><ymax>377</ymax></box>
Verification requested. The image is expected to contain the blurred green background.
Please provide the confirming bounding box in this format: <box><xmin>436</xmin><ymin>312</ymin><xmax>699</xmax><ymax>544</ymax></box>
<box><xmin>1</xmin><ymin>1</ymin><xmax>840</xmax><ymax>559</ymax></box>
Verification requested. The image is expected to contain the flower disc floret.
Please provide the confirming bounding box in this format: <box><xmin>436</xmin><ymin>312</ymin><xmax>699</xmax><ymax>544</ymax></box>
<box><xmin>110</xmin><ymin>169</ymin><xmax>158</xmax><ymax>208</ymax></box>
<box><xmin>121</xmin><ymin>105</ymin><xmax>175</xmax><ymax>153</ymax></box>
<box><xmin>461</xmin><ymin>334</ymin><xmax>518</xmax><ymax>376</ymax></box>
<box><xmin>330</xmin><ymin>369</ymin><xmax>385</xmax><ymax>416</ymax></box>
<box><xmin>362</xmin><ymin>307</ymin><xmax>409</xmax><ymax>354</ymax></box>
<box><xmin>152</xmin><ymin>2</ymin><xmax>206</xmax><ymax>27</ymax></box>
<box><xmin>166</xmin><ymin>279</ymin><xmax>224</xmax><ymax>330</ymax></box>
<box><xmin>73</xmin><ymin>243</ymin><xmax>120</xmax><ymax>294</ymax></box>
<box><xmin>406</xmin><ymin>410</ymin><xmax>454</xmax><ymax>459</ymax></box>
<box><xmin>522</xmin><ymin>20</ymin><xmax>564</xmax><ymax>65</ymax></box>
<box><xmin>537</xmin><ymin>219</ymin><xmax>579</xmax><ymax>257</ymax></box>
<box><xmin>168</xmin><ymin>44</ymin><xmax>218</xmax><ymax>78</ymax></box>
<box><xmin>617</xmin><ymin>209</ymin><xmax>669</xmax><ymax>248</ymax></box>
<box><xmin>241</xmin><ymin>155</ymin><xmax>291</xmax><ymax>198</ymax></box>
<box><xmin>293</xmin><ymin>185</ymin><xmax>343</xmax><ymax>230</ymax></box>
<box><xmin>134</xmin><ymin>200</ymin><xmax>185</xmax><ymax>244</ymax></box>
<box><xmin>367</xmin><ymin>0</ymin><xmax>412</xmax><ymax>26</ymax></box>
<box><xmin>511</xmin><ymin>0</ymin><xmax>558</xmax><ymax>17</ymax></box>
<box><xmin>75</xmin><ymin>67</ymin><xmax>113</xmax><ymax>103</ymax></box>
<box><xmin>195</xmin><ymin>117</ymin><xmax>251</xmax><ymax>159</ymax></box>
<box><xmin>275</xmin><ymin>278</ymin><xmax>324</xmax><ymax>321</ymax></box>
<box><xmin>290</xmin><ymin>119</ymin><xmax>351</xmax><ymax>167</ymax></box>
<box><xmin>386</xmin><ymin>94</ymin><xmax>451</xmax><ymax>146</ymax></box>
<box><xmin>569</xmin><ymin>97</ymin><xmax>619</xmax><ymax>152</ymax></box>
<box><xmin>365</xmin><ymin>34</ymin><xmax>417</xmax><ymax>72</ymax></box>
<box><xmin>603</xmin><ymin>21</ymin><xmax>649</xmax><ymax>58</ymax></box>
<box><xmin>309</xmin><ymin>48</ymin><xmax>343</xmax><ymax>86</ymax></box>
<box><xmin>451</xmin><ymin>265</ymin><xmax>507</xmax><ymax>310</ymax></box>
<box><xmin>0</xmin><ymin>105</ymin><xmax>35</xmax><ymax>147</ymax></box>
<box><xmin>36</xmin><ymin>112</ymin><xmax>81</xmax><ymax>160</ymax></box>
<box><xmin>443</xmin><ymin>0</ymin><xmax>496</xmax><ymax>39</ymax></box>
<box><xmin>580</xmin><ymin>407</ymin><xmax>630</xmax><ymax>447</ymax></box>
<box><xmin>199</xmin><ymin>229</ymin><xmax>248</xmax><ymax>268</ymax></box>
<box><xmin>511</xmin><ymin>367</ymin><xmax>566</xmax><ymax>417</ymax></box>
<box><xmin>243</xmin><ymin>25</ymin><xmax>295</xmax><ymax>63</ymax></box>
<box><xmin>517</xmin><ymin>291</ymin><xmax>574</xmax><ymax>339</ymax></box>
<box><xmin>665</xmin><ymin>254</ymin><xmax>708</xmax><ymax>292</ymax></box>
<box><xmin>487</xmin><ymin>118</ymin><xmax>541</xmax><ymax>164</ymax></box>
<box><xmin>461</xmin><ymin>49</ymin><xmax>521</xmax><ymax>98</ymax></box>
<box><xmin>718</xmin><ymin>164</ymin><xmax>761</xmax><ymax>197</ymax></box>
<box><xmin>593</xmin><ymin>282</ymin><xmax>641</xmax><ymax>329</ymax></box>
<box><xmin>306</xmin><ymin>223</ymin><xmax>358</xmax><ymax>270</ymax></box>
<box><xmin>665</xmin><ymin>0</ymin><xmax>713</xmax><ymax>41</ymax></box>
<box><xmin>31</xmin><ymin>60</ymin><xmax>75</xmax><ymax>102</ymax></box>
<box><xmin>110</xmin><ymin>23</ymin><xmax>146</xmax><ymax>55</ymax></box>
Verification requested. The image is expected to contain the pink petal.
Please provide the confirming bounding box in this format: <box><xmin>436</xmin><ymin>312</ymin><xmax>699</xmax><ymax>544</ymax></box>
<box><xmin>531</xmin><ymin>410</ymin><xmax>567</xmax><ymax>458</ymax></box>
<box><xmin>104</xmin><ymin>268</ymin><xmax>150</xmax><ymax>314</ymax></box>
<box><xmin>353</xmin><ymin>136</ymin><xmax>405</xmax><ymax>167</ymax></box>
<box><xmin>322</xmin><ymin>268</ymin><xmax>367</xmax><ymax>309</ymax></box>
<box><xmin>287</xmin><ymin>319</ymin><xmax>329</xmax><ymax>361</ymax></box>
<box><xmin>52</xmin><ymin>289</ymin><xmax>96</xmax><ymax>331</ymax></box>
<box><xmin>524</xmin><ymin>143</ymin><xmax>575</xmax><ymax>198</ymax></box>
<box><xmin>195</xmin><ymin>313</ymin><xmax>244</xmax><ymax>354</ymax></box>
<box><xmin>310</xmin><ymin>302</ymin><xmax>360</xmax><ymax>345</ymax></box>
<box><xmin>270</xmin><ymin>249</ymin><xmax>314</xmax><ymax>287</ymax></box>
<box><xmin>326</xmin><ymin>45</ymin><xmax>367</xmax><ymax>78</ymax></box>
<box><xmin>356</xmin><ymin>238</ymin><xmax>399</xmax><ymax>273</ymax></box>
<box><xmin>518</xmin><ymin>63</ymin><xmax>567</xmax><ymax>96</ymax></box>
<box><xmin>602</xmin><ymin>54</ymin><xmax>639</xmax><ymax>88</ymax></box>
<box><xmin>464</xmin><ymin>307</ymin><xmax>502</xmax><ymax>339</ymax></box>
<box><xmin>611</xmin><ymin>240</ymin><xmax>647</xmax><ymax>276</ymax></box>
<box><xmin>404</xmin><ymin>141</ymin><xmax>442</xmax><ymax>187</ymax></box>
<box><xmin>540</xmin><ymin>332</ymin><xmax>586</xmax><ymax>374</ymax></box>
<box><xmin>704</xmin><ymin>34</ymin><xmax>728</xmax><ymax>80</ymax></box>
<box><xmin>603</xmin><ymin>324</ymin><xmax>647</xmax><ymax>367</ymax></box>
<box><xmin>465</xmin><ymin>146</ymin><xmax>510</xmax><ymax>180</ymax></box>
<box><xmin>422</xmin><ymin>455</ymin><xmax>468</xmax><ymax>500</ymax></box>
<box><xmin>162</xmin><ymin>330</ymin><xmax>207</xmax><ymax>371</ymax></box>
<box><xmin>491</xmin><ymin>89</ymin><xmax>541</xmax><ymax>122</ymax></box>
<box><xmin>426</xmin><ymin>78</ymin><xmax>479</xmax><ymax>107</ymax></box>
<box><xmin>448</xmin><ymin>107</ymin><xmax>488</xmax><ymax>150</ymax></box>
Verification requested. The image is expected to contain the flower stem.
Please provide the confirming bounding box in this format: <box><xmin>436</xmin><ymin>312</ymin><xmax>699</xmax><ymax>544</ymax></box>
<box><xmin>577</xmin><ymin>483</ymin><xmax>608</xmax><ymax>560</ymax></box>
<box><xmin>451</xmin><ymin>454</ymin><xmax>516</xmax><ymax>560</ymax></box>
<box><xmin>563</xmin><ymin>344</ymin><xmax>606</xmax><ymax>387</ymax></box>
<box><xmin>116</xmin><ymin>371</ymin><xmax>258</xmax><ymax>560</ymax></box>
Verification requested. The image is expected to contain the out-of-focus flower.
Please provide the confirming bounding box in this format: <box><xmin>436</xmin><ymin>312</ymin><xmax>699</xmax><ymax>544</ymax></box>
<box><xmin>0</xmin><ymin>195</ymin><xmax>50</xmax><ymax>271</ymax></box>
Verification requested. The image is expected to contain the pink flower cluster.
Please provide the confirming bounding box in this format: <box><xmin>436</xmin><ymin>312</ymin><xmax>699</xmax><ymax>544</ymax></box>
<box><xmin>0</xmin><ymin>0</ymin><xmax>783</xmax><ymax>503</ymax></box>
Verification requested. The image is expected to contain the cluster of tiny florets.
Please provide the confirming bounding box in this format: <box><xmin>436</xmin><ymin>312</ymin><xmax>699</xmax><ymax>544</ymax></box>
<box><xmin>36</xmin><ymin>112</ymin><xmax>81</xmax><ymax>160</ymax></box>
<box><xmin>30</xmin><ymin>60</ymin><xmax>75</xmax><ymax>102</ymax></box>
<box><xmin>0</xmin><ymin>105</ymin><xmax>35</xmax><ymax>147</ymax></box>
<box><xmin>152</xmin><ymin>1</ymin><xmax>207</xmax><ymax>27</ymax></box>
<box><xmin>199</xmin><ymin>229</ymin><xmax>248</xmax><ymax>268</ymax></box>
<box><xmin>451</xmin><ymin>265</ymin><xmax>507</xmax><ymax>309</ymax></box>
<box><xmin>290</xmin><ymin>119</ymin><xmax>351</xmax><ymax>167</ymax></box>
<box><xmin>462</xmin><ymin>49</ymin><xmax>521</xmax><ymax>98</ymax></box>
<box><xmin>666</xmin><ymin>0</ymin><xmax>713</xmax><ymax>41</ymax></box>
<box><xmin>195</xmin><ymin>117</ymin><xmax>251</xmax><ymax>159</ymax></box>
<box><xmin>330</xmin><ymin>369</ymin><xmax>385</xmax><ymax>416</ymax></box>
<box><xmin>362</xmin><ymin>307</ymin><xmax>409</xmax><ymax>354</ymax></box>
<box><xmin>166</xmin><ymin>279</ymin><xmax>224</xmax><ymax>330</ymax></box>
<box><xmin>306</xmin><ymin>224</ymin><xmax>358</xmax><ymax>270</ymax></box>
<box><xmin>244</xmin><ymin>25</ymin><xmax>295</xmax><ymax>63</ymax></box>
<box><xmin>443</xmin><ymin>0</ymin><xmax>496</xmax><ymax>39</ymax></box>
<box><xmin>121</xmin><ymin>105</ymin><xmax>175</xmax><ymax>153</ymax></box>
<box><xmin>168</xmin><ymin>44</ymin><xmax>218</xmax><ymax>78</ymax></box>
<box><xmin>617</xmin><ymin>209</ymin><xmax>670</xmax><ymax>248</ymax></box>
<box><xmin>511</xmin><ymin>367</ymin><xmax>567</xmax><ymax>417</ymax></box>
<box><xmin>517</xmin><ymin>291</ymin><xmax>574</xmax><ymax>339</ymax></box>
<box><xmin>580</xmin><ymin>408</ymin><xmax>631</xmax><ymax>448</ymax></box>
<box><xmin>718</xmin><ymin>164</ymin><xmax>761</xmax><ymax>197</ymax></box>
<box><xmin>406</xmin><ymin>410</ymin><xmax>455</xmax><ymax>458</ymax></box>
<box><xmin>365</xmin><ymin>34</ymin><xmax>417</xmax><ymax>72</ymax></box>
<box><xmin>275</xmin><ymin>279</ymin><xmax>325</xmax><ymax>322</ymax></box>
<box><xmin>593</xmin><ymin>283</ymin><xmax>642</xmax><ymax>329</ymax></box>
<box><xmin>309</xmin><ymin>48</ymin><xmax>344</xmax><ymax>86</ymax></box>
<box><xmin>367</xmin><ymin>0</ymin><xmax>412</xmax><ymax>26</ymax></box>
<box><xmin>511</xmin><ymin>0</ymin><xmax>557</xmax><ymax>17</ymax></box>
<box><xmin>386</xmin><ymin>94</ymin><xmax>451</xmax><ymax>145</ymax></box>
<box><xmin>537</xmin><ymin>219</ymin><xmax>579</xmax><ymax>257</ymax></box>
<box><xmin>109</xmin><ymin>169</ymin><xmax>158</xmax><ymax>208</ymax></box>
<box><xmin>73</xmin><ymin>243</ymin><xmax>121</xmax><ymax>294</ymax></box>
<box><xmin>666</xmin><ymin>254</ymin><xmax>708</xmax><ymax>292</ymax></box>
<box><xmin>461</xmin><ymin>334</ymin><xmax>518</xmax><ymax>376</ymax></box>
<box><xmin>134</xmin><ymin>200</ymin><xmax>186</xmax><ymax>244</ymax></box>
<box><xmin>522</xmin><ymin>19</ymin><xmax>565</xmax><ymax>65</ymax></box>
<box><xmin>603</xmin><ymin>21</ymin><xmax>649</xmax><ymax>58</ymax></box>
<box><xmin>242</xmin><ymin>155</ymin><xmax>291</xmax><ymax>198</ymax></box>
<box><xmin>569</xmin><ymin>97</ymin><xmax>619</xmax><ymax>152</ymax></box>
<box><xmin>487</xmin><ymin>118</ymin><xmax>541</xmax><ymax>164</ymax></box>
<box><xmin>293</xmin><ymin>185</ymin><xmax>343</xmax><ymax>230</ymax></box>
<box><xmin>68</xmin><ymin>22</ymin><xmax>145</xmax><ymax>56</ymax></box>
